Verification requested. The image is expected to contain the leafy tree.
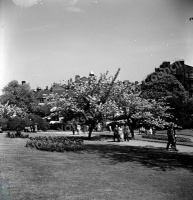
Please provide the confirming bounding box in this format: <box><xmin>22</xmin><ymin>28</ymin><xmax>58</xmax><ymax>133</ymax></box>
<box><xmin>112</xmin><ymin>86</ymin><xmax>172</xmax><ymax>128</ymax></box>
<box><xmin>0</xmin><ymin>102</ymin><xmax>26</xmax><ymax>130</ymax></box>
<box><xmin>140</xmin><ymin>73</ymin><xmax>190</xmax><ymax>128</ymax></box>
<box><xmin>33</xmin><ymin>104</ymin><xmax>52</xmax><ymax>118</ymax></box>
<box><xmin>27</xmin><ymin>114</ymin><xmax>50</xmax><ymax>131</ymax></box>
<box><xmin>7</xmin><ymin>116</ymin><xmax>26</xmax><ymax>132</ymax></box>
<box><xmin>0</xmin><ymin>80</ymin><xmax>36</xmax><ymax>112</ymax></box>
<box><xmin>141</xmin><ymin>74</ymin><xmax>188</xmax><ymax>100</ymax></box>
<box><xmin>168</xmin><ymin>96</ymin><xmax>193</xmax><ymax>128</ymax></box>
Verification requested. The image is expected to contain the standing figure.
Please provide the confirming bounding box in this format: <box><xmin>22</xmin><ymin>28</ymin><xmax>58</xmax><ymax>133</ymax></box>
<box><xmin>31</xmin><ymin>125</ymin><xmax>35</xmax><ymax>132</ymax></box>
<box><xmin>77</xmin><ymin>124</ymin><xmax>81</xmax><ymax>135</ymax></box>
<box><xmin>166</xmin><ymin>123</ymin><xmax>178</xmax><ymax>151</ymax></box>
<box><xmin>152</xmin><ymin>126</ymin><xmax>156</xmax><ymax>134</ymax></box>
<box><xmin>114</xmin><ymin>125</ymin><xmax>120</xmax><ymax>142</ymax></box>
<box><xmin>34</xmin><ymin>123</ymin><xmax>38</xmax><ymax>132</ymax></box>
<box><xmin>129</xmin><ymin>119</ymin><xmax>134</xmax><ymax>139</ymax></box>
<box><xmin>119</xmin><ymin>125</ymin><xmax>124</xmax><ymax>142</ymax></box>
<box><xmin>109</xmin><ymin>125</ymin><xmax>112</xmax><ymax>133</ymax></box>
<box><xmin>71</xmin><ymin>121</ymin><xmax>77</xmax><ymax>135</ymax></box>
<box><xmin>149</xmin><ymin>127</ymin><xmax>153</xmax><ymax>135</ymax></box>
<box><xmin>139</xmin><ymin>126</ymin><xmax>145</xmax><ymax>134</ymax></box>
<box><xmin>71</xmin><ymin>125</ymin><xmax>75</xmax><ymax>135</ymax></box>
<box><xmin>83</xmin><ymin>124</ymin><xmax>87</xmax><ymax>134</ymax></box>
<box><xmin>123</xmin><ymin>124</ymin><xmax>130</xmax><ymax>141</ymax></box>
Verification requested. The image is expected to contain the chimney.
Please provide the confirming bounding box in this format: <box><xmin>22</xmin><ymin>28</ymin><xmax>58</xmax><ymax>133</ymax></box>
<box><xmin>161</xmin><ymin>61</ymin><xmax>170</xmax><ymax>68</ymax></box>
<box><xmin>75</xmin><ymin>75</ymin><xmax>80</xmax><ymax>82</ymax></box>
<box><xmin>36</xmin><ymin>87</ymin><xmax>41</xmax><ymax>92</ymax></box>
<box><xmin>45</xmin><ymin>86</ymin><xmax>49</xmax><ymax>90</ymax></box>
<box><xmin>22</xmin><ymin>81</ymin><xmax>26</xmax><ymax>85</ymax></box>
<box><xmin>89</xmin><ymin>70</ymin><xmax>94</xmax><ymax>77</ymax></box>
<box><xmin>178</xmin><ymin>60</ymin><xmax>184</xmax><ymax>66</ymax></box>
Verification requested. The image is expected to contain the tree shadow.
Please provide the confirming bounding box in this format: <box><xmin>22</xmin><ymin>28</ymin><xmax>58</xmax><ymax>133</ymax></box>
<box><xmin>84</xmin><ymin>143</ymin><xmax>193</xmax><ymax>172</ymax></box>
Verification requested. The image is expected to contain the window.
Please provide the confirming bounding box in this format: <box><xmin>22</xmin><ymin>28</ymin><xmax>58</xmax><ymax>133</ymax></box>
<box><xmin>189</xmin><ymin>72</ymin><xmax>193</xmax><ymax>79</ymax></box>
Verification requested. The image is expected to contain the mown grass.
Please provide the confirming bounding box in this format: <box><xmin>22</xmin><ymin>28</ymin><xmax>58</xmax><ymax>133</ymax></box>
<box><xmin>0</xmin><ymin>132</ymin><xmax>193</xmax><ymax>200</ymax></box>
<box><xmin>156</xmin><ymin>129</ymin><xmax>193</xmax><ymax>137</ymax></box>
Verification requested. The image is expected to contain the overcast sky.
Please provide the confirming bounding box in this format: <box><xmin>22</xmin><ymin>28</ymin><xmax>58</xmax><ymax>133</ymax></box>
<box><xmin>0</xmin><ymin>0</ymin><xmax>193</xmax><ymax>92</ymax></box>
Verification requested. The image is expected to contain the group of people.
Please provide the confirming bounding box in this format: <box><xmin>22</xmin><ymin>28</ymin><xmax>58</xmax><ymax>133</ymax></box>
<box><xmin>113</xmin><ymin>124</ymin><xmax>131</xmax><ymax>142</ymax></box>
<box><xmin>71</xmin><ymin>124</ymin><xmax>82</xmax><ymax>135</ymax></box>
<box><xmin>112</xmin><ymin>122</ymin><xmax>179</xmax><ymax>151</ymax></box>
<box><xmin>24</xmin><ymin>124</ymin><xmax>38</xmax><ymax>132</ymax></box>
<box><xmin>139</xmin><ymin>126</ymin><xmax>156</xmax><ymax>135</ymax></box>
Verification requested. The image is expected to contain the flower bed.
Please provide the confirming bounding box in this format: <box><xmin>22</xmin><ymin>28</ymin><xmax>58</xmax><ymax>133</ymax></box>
<box><xmin>142</xmin><ymin>134</ymin><xmax>191</xmax><ymax>143</ymax></box>
<box><xmin>25</xmin><ymin>136</ymin><xmax>85</xmax><ymax>152</ymax></box>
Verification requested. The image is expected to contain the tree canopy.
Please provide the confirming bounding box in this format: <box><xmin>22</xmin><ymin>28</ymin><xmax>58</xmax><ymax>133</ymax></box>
<box><xmin>0</xmin><ymin>102</ymin><xmax>26</xmax><ymax>129</ymax></box>
<box><xmin>46</xmin><ymin>69</ymin><xmax>172</xmax><ymax>139</ymax></box>
<box><xmin>0</xmin><ymin>80</ymin><xmax>36</xmax><ymax>113</ymax></box>
<box><xmin>141</xmin><ymin>74</ymin><xmax>188</xmax><ymax>100</ymax></box>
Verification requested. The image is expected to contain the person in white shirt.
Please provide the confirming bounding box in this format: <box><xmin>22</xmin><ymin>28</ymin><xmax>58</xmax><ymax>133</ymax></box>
<box><xmin>119</xmin><ymin>126</ymin><xmax>124</xmax><ymax>142</ymax></box>
<box><xmin>77</xmin><ymin>125</ymin><xmax>81</xmax><ymax>135</ymax></box>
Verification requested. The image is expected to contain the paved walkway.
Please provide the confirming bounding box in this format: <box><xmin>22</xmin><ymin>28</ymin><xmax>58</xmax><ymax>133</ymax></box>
<box><xmin>12</xmin><ymin>131</ymin><xmax>192</xmax><ymax>154</ymax></box>
<box><xmin>104</xmin><ymin>139</ymin><xmax>193</xmax><ymax>154</ymax></box>
<box><xmin>47</xmin><ymin>131</ymin><xmax>193</xmax><ymax>154</ymax></box>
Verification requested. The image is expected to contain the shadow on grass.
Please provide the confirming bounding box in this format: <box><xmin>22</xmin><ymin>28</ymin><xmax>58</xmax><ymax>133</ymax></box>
<box><xmin>84</xmin><ymin>143</ymin><xmax>193</xmax><ymax>172</ymax></box>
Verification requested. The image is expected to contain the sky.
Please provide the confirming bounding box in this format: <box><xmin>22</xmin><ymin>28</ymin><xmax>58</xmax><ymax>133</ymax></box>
<box><xmin>0</xmin><ymin>0</ymin><xmax>193</xmax><ymax>93</ymax></box>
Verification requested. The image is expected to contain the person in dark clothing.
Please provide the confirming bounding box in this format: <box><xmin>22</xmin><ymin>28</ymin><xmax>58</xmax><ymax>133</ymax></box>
<box><xmin>71</xmin><ymin>122</ymin><xmax>77</xmax><ymax>135</ymax></box>
<box><xmin>0</xmin><ymin>125</ymin><xmax>3</xmax><ymax>133</ymax></box>
<box><xmin>129</xmin><ymin>119</ymin><xmax>134</xmax><ymax>139</ymax></box>
<box><xmin>114</xmin><ymin>125</ymin><xmax>120</xmax><ymax>142</ymax></box>
<box><xmin>123</xmin><ymin>124</ymin><xmax>130</xmax><ymax>141</ymax></box>
<box><xmin>166</xmin><ymin>123</ymin><xmax>178</xmax><ymax>151</ymax></box>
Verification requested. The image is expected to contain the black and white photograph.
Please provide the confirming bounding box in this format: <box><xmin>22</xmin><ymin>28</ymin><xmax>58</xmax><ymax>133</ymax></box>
<box><xmin>0</xmin><ymin>0</ymin><xmax>193</xmax><ymax>199</ymax></box>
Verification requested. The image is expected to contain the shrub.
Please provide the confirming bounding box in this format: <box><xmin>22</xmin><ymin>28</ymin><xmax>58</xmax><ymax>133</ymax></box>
<box><xmin>7</xmin><ymin>116</ymin><xmax>26</xmax><ymax>132</ymax></box>
<box><xmin>0</xmin><ymin>117</ymin><xmax>9</xmax><ymax>130</ymax></box>
<box><xmin>142</xmin><ymin>134</ymin><xmax>191</xmax><ymax>143</ymax></box>
<box><xmin>28</xmin><ymin>114</ymin><xmax>50</xmax><ymax>131</ymax></box>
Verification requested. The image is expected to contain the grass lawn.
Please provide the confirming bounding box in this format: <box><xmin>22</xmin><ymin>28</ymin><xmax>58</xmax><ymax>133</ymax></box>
<box><xmin>155</xmin><ymin>129</ymin><xmax>193</xmax><ymax>137</ymax></box>
<box><xmin>0</xmin><ymin>132</ymin><xmax>193</xmax><ymax>200</ymax></box>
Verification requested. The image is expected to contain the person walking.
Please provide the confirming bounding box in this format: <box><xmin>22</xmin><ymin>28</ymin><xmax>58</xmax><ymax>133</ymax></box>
<box><xmin>166</xmin><ymin>123</ymin><xmax>178</xmax><ymax>151</ymax></box>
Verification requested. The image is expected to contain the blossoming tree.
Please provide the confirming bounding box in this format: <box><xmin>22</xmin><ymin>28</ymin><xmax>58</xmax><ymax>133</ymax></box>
<box><xmin>47</xmin><ymin>69</ymin><xmax>122</xmax><ymax>139</ymax></box>
<box><xmin>47</xmin><ymin>69</ymin><xmax>172</xmax><ymax>139</ymax></box>
<box><xmin>0</xmin><ymin>102</ymin><xmax>26</xmax><ymax>130</ymax></box>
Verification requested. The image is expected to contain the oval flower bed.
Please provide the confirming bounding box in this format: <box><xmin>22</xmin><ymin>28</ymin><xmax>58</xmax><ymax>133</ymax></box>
<box><xmin>25</xmin><ymin>136</ymin><xmax>85</xmax><ymax>152</ymax></box>
<box><xmin>142</xmin><ymin>134</ymin><xmax>191</xmax><ymax>143</ymax></box>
